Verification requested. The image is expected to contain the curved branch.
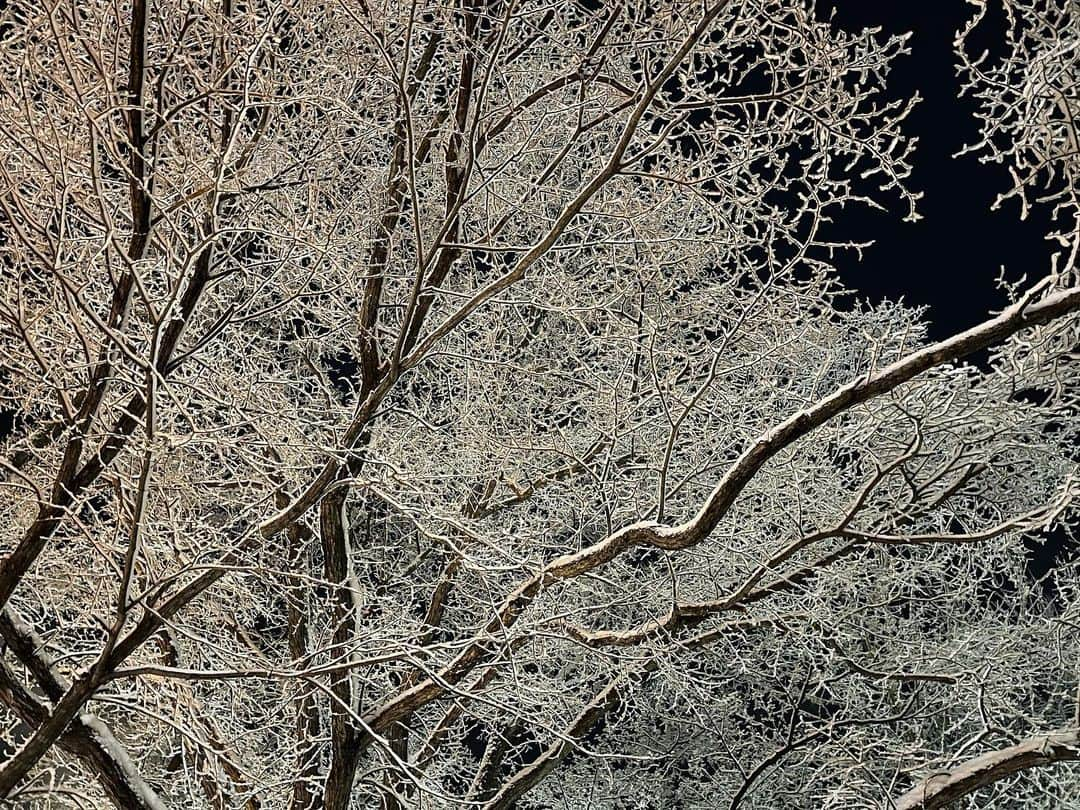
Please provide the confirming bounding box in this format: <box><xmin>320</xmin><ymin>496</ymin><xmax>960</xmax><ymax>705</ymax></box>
<box><xmin>895</xmin><ymin>730</ymin><xmax>1080</xmax><ymax>810</ymax></box>
<box><xmin>361</xmin><ymin>284</ymin><xmax>1080</xmax><ymax>738</ymax></box>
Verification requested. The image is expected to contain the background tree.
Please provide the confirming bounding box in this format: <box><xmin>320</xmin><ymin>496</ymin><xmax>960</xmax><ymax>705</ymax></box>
<box><xmin>0</xmin><ymin>0</ymin><xmax>1079</xmax><ymax>808</ymax></box>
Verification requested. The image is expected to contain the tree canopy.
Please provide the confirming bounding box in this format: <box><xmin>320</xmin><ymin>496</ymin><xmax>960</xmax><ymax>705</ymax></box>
<box><xmin>1</xmin><ymin>1</ymin><xmax>1079</xmax><ymax>807</ymax></box>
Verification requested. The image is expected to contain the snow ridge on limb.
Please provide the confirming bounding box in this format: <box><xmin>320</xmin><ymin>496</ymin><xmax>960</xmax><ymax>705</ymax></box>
<box><xmin>0</xmin><ymin>610</ymin><xmax>166</xmax><ymax>809</ymax></box>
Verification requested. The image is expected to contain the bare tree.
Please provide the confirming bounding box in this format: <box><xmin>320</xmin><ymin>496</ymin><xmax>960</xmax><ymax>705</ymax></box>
<box><xmin>0</xmin><ymin>0</ymin><xmax>1078</xmax><ymax>807</ymax></box>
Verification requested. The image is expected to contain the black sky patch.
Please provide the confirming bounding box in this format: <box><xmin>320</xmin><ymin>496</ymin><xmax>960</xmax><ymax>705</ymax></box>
<box><xmin>823</xmin><ymin>1</ymin><xmax>1055</xmax><ymax>340</ymax></box>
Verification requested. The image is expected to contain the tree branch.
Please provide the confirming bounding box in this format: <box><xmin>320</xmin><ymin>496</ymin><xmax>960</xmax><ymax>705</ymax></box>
<box><xmin>895</xmin><ymin>730</ymin><xmax>1080</xmax><ymax>810</ymax></box>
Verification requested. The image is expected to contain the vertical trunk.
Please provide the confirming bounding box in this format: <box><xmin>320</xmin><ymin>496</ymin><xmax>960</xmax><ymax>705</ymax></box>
<box><xmin>286</xmin><ymin>519</ymin><xmax>322</xmax><ymax>810</ymax></box>
<box><xmin>320</xmin><ymin>488</ymin><xmax>359</xmax><ymax>810</ymax></box>
<box><xmin>381</xmin><ymin>723</ymin><xmax>409</xmax><ymax>810</ymax></box>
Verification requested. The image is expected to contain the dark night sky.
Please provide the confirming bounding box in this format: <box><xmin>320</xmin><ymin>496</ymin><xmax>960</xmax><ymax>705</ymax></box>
<box><xmin>823</xmin><ymin>3</ymin><xmax>1074</xmax><ymax>580</ymax></box>
<box><xmin>824</xmin><ymin>1</ymin><xmax>1055</xmax><ymax>341</ymax></box>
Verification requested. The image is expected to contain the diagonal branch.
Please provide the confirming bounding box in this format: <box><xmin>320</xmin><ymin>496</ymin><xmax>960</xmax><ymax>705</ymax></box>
<box><xmin>361</xmin><ymin>285</ymin><xmax>1080</xmax><ymax>737</ymax></box>
<box><xmin>894</xmin><ymin>730</ymin><xmax>1080</xmax><ymax>810</ymax></box>
<box><xmin>0</xmin><ymin>609</ymin><xmax>165</xmax><ymax>809</ymax></box>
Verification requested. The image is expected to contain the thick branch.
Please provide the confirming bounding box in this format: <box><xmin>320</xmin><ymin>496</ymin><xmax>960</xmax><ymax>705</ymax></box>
<box><xmin>0</xmin><ymin>607</ymin><xmax>165</xmax><ymax>809</ymax></box>
<box><xmin>0</xmin><ymin>660</ymin><xmax>165</xmax><ymax>810</ymax></box>
<box><xmin>482</xmin><ymin>675</ymin><xmax>626</xmax><ymax>810</ymax></box>
<box><xmin>895</xmin><ymin>730</ymin><xmax>1080</xmax><ymax>809</ymax></box>
<box><xmin>363</xmin><ymin>285</ymin><xmax>1080</xmax><ymax>736</ymax></box>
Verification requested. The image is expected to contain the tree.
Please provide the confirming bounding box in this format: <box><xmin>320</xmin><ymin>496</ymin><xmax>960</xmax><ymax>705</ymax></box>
<box><xmin>0</xmin><ymin>0</ymin><xmax>1078</xmax><ymax>807</ymax></box>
